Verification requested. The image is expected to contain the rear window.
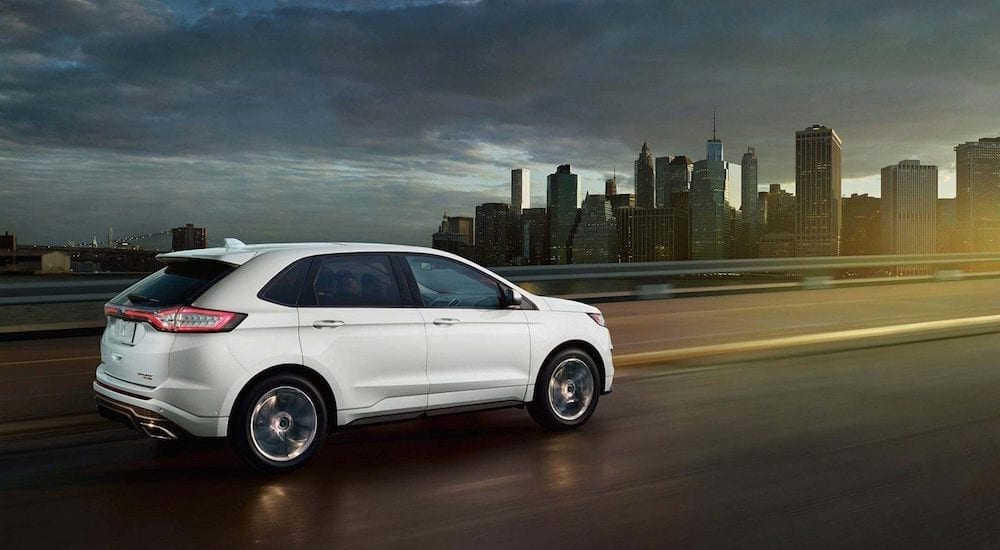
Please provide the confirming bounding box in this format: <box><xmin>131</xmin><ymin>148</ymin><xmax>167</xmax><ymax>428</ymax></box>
<box><xmin>112</xmin><ymin>260</ymin><xmax>235</xmax><ymax>307</ymax></box>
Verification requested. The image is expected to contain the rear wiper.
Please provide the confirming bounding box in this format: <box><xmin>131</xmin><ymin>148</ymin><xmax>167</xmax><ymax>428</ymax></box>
<box><xmin>128</xmin><ymin>294</ymin><xmax>160</xmax><ymax>305</ymax></box>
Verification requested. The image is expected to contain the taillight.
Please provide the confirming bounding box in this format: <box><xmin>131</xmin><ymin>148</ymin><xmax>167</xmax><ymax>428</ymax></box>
<box><xmin>587</xmin><ymin>312</ymin><xmax>606</xmax><ymax>327</ymax></box>
<box><xmin>105</xmin><ymin>303</ymin><xmax>246</xmax><ymax>333</ymax></box>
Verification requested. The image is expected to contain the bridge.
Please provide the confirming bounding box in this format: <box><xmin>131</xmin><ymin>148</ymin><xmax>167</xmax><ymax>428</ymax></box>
<box><xmin>3</xmin><ymin>256</ymin><xmax>1000</xmax><ymax>546</ymax></box>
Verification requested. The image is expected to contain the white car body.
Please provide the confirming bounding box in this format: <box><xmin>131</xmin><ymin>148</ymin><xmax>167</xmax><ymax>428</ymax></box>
<box><xmin>93</xmin><ymin>241</ymin><xmax>613</xmax><ymax>466</ymax></box>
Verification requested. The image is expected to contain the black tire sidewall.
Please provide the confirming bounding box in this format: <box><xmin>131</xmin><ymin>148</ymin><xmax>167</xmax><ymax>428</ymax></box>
<box><xmin>532</xmin><ymin>348</ymin><xmax>600</xmax><ymax>429</ymax></box>
<box><xmin>230</xmin><ymin>373</ymin><xmax>328</xmax><ymax>473</ymax></box>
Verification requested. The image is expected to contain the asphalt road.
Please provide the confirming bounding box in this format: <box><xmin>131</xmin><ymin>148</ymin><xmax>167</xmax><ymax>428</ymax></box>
<box><xmin>6</xmin><ymin>278</ymin><xmax>1000</xmax><ymax>424</ymax></box>
<box><xmin>4</xmin><ymin>333</ymin><xmax>1000</xmax><ymax>548</ymax></box>
<box><xmin>0</xmin><ymin>335</ymin><xmax>100</xmax><ymax>421</ymax></box>
<box><xmin>600</xmin><ymin>277</ymin><xmax>1000</xmax><ymax>355</ymax></box>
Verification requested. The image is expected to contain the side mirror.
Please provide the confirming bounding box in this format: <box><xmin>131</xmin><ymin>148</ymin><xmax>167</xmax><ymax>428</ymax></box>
<box><xmin>502</xmin><ymin>288</ymin><xmax>524</xmax><ymax>309</ymax></box>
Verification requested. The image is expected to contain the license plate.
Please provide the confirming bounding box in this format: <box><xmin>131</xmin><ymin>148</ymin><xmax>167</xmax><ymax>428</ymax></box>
<box><xmin>113</xmin><ymin>319</ymin><xmax>137</xmax><ymax>344</ymax></box>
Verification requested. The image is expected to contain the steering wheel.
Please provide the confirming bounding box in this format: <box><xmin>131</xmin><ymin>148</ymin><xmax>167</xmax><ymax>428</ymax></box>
<box><xmin>474</xmin><ymin>296</ymin><xmax>497</xmax><ymax>308</ymax></box>
<box><xmin>428</xmin><ymin>295</ymin><xmax>460</xmax><ymax>307</ymax></box>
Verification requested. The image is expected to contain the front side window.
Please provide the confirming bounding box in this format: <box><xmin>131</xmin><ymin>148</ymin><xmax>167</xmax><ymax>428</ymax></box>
<box><xmin>308</xmin><ymin>254</ymin><xmax>402</xmax><ymax>307</ymax></box>
<box><xmin>405</xmin><ymin>255</ymin><xmax>501</xmax><ymax>309</ymax></box>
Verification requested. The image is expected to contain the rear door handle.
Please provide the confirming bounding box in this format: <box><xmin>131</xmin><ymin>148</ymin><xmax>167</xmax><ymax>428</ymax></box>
<box><xmin>433</xmin><ymin>318</ymin><xmax>460</xmax><ymax>326</ymax></box>
<box><xmin>313</xmin><ymin>320</ymin><xmax>346</xmax><ymax>329</ymax></box>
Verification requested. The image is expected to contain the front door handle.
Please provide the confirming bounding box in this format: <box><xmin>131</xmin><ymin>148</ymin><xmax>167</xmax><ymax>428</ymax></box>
<box><xmin>313</xmin><ymin>320</ymin><xmax>346</xmax><ymax>329</ymax></box>
<box><xmin>432</xmin><ymin>318</ymin><xmax>460</xmax><ymax>326</ymax></box>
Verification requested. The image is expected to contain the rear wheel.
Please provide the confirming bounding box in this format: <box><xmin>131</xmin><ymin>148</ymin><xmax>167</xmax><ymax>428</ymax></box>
<box><xmin>229</xmin><ymin>374</ymin><xmax>327</xmax><ymax>473</ymax></box>
<box><xmin>527</xmin><ymin>348</ymin><xmax>600</xmax><ymax>430</ymax></box>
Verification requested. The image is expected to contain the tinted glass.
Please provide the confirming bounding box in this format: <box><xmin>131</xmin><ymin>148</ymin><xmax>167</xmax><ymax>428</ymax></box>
<box><xmin>113</xmin><ymin>260</ymin><xmax>234</xmax><ymax>307</ymax></box>
<box><xmin>405</xmin><ymin>255</ymin><xmax>500</xmax><ymax>309</ymax></box>
<box><xmin>259</xmin><ymin>259</ymin><xmax>311</xmax><ymax>306</ymax></box>
<box><xmin>310</xmin><ymin>254</ymin><xmax>402</xmax><ymax>307</ymax></box>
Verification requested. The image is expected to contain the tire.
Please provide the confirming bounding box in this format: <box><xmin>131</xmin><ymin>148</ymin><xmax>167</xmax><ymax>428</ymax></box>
<box><xmin>527</xmin><ymin>348</ymin><xmax>600</xmax><ymax>430</ymax></box>
<box><xmin>229</xmin><ymin>373</ymin><xmax>328</xmax><ymax>473</ymax></box>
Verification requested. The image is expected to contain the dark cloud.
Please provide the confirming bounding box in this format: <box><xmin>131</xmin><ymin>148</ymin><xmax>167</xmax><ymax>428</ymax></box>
<box><xmin>0</xmin><ymin>142</ymin><xmax>509</xmax><ymax>245</ymax></box>
<box><xmin>1</xmin><ymin>0</ymin><xmax>999</xmax><ymax>245</ymax></box>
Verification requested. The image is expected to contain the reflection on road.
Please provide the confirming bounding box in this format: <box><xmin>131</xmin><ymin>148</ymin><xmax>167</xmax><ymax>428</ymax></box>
<box><xmin>5</xmin><ymin>285</ymin><xmax>1000</xmax><ymax>546</ymax></box>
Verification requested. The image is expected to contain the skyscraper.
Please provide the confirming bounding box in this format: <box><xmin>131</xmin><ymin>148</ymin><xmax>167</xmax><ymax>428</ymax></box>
<box><xmin>605</xmin><ymin>176</ymin><xmax>617</xmax><ymax>196</ymax></box>
<box><xmin>572</xmin><ymin>194</ymin><xmax>617</xmax><ymax>263</ymax></box>
<box><xmin>445</xmin><ymin>215</ymin><xmax>474</xmax><ymax>246</ymax></box>
<box><xmin>955</xmin><ymin>137</ymin><xmax>1000</xmax><ymax>252</ymax></box>
<box><xmin>665</xmin><ymin>156</ymin><xmax>693</xmax><ymax>198</ymax></box>
<box><xmin>511</xmin><ymin>169</ymin><xmax>530</xmax><ymax>219</ymax></box>
<box><xmin>739</xmin><ymin>147</ymin><xmax>759</xmax><ymax>257</ymax></box>
<box><xmin>519</xmin><ymin>207</ymin><xmax>548</xmax><ymax>265</ymax></box>
<box><xmin>690</xmin><ymin>123</ymin><xmax>739</xmax><ymax>260</ymax></box>
<box><xmin>841</xmin><ymin>193</ymin><xmax>881</xmax><ymax>256</ymax></box>
<box><xmin>475</xmin><ymin>202</ymin><xmax>512</xmax><ymax>266</ymax></box>
<box><xmin>616</xmin><ymin>207</ymin><xmax>672</xmax><ymax>262</ymax></box>
<box><xmin>608</xmin><ymin>193</ymin><xmax>635</xmax><ymax>211</ymax></box>
<box><xmin>432</xmin><ymin>214</ymin><xmax>467</xmax><ymax>256</ymax></box>
<box><xmin>937</xmin><ymin>198</ymin><xmax>958</xmax><ymax>253</ymax></box>
<box><xmin>660</xmin><ymin>156</ymin><xmax>693</xmax><ymax>261</ymax></box>
<box><xmin>880</xmin><ymin>160</ymin><xmax>938</xmax><ymax>254</ymax></box>
<box><xmin>634</xmin><ymin>142</ymin><xmax>655</xmax><ymax>209</ymax></box>
<box><xmin>547</xmin><ymin>164</ymin><xmax>580</xmax><ymax>264</ymax></box>
<box><xmin>432</xmin><ymin>214</ymin><xmax>475</xmax><ymax>260</ymax></box>
<box><xmin>666</xmin><ymin>190</ymin><xmax>690</xmax><ymax>261</ymax></box>
<box><xmin>707</xmin><ymin>109</ymin><xmax>723</xmax><ymax>161</ymax></box>
<box><xmin>654</xmin><ymin>155</ymin><xmax>673</xmax><ymax>208</ymax></box>
<box><xmin>764</xmin><ymin>184</ymin><xmax>795</xmax><ymax>233</ymax></box>
<box><xmin>760</xmin><ymin>184</ymin><xmax>796</xmax><ymax>258</ymax></box>
<box><xmin>510</xmin><ymin>168</ymin><xmax>530</xmax><ymax>263</ymax></box>
<box><xmin>795</xmin><ymin>124</ymin><xmax>842</xmax><ymax>256</ymax></box>
<box><xmin>171</xmin><ymin>223</ymin><xmax>207</xmax><ymax>251</ymax></box>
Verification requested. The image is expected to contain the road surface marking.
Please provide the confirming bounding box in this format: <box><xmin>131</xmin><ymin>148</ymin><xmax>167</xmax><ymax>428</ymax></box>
<box><xmin>438</xmin><ymin>473</ymin><xmax>530</xmax><ymax>494</ymax></box>
<box><xmin>613</xmin><ymin>314</ymin><xmax>1000</xmax><ymax>367</ymax></box>
<box><xmin>608</xmin><ymin>297</ymin><xmax>878</xmax><ymax>318</ymax></box>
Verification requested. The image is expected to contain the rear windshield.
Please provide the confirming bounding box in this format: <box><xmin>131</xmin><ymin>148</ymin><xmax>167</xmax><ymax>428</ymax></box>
<box><xmin>112</xmin><ymin>260</ymin><xmax>235</xmax><ymax>308</ymax></box>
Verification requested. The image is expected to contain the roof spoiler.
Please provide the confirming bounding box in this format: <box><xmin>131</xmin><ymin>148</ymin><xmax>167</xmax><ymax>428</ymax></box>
<box><xmin>156</xmin><ymin>237</ymin><xmax>256</xmax><ymax>266</ymax></box>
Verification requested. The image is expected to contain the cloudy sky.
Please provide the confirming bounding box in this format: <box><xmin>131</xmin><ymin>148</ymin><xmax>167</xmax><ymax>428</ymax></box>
<box><xmin>2</xmin><ymin>0</ymin><xmax>998</xmax><ymax>247</ymax></box>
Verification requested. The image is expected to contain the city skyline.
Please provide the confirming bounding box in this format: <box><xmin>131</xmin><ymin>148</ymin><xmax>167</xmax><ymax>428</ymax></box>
<box><xmin>8</xmin><ymin>123</ymin><xmax>992</xmax><ymax>248</ymax></box>
<box><xmin>2</xmin><ymin>1</ymin><xmax>998</xmax><ymax>246</ymax></box>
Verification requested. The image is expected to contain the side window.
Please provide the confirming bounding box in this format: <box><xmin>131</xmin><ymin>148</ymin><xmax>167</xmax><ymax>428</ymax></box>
<box><xmin>259</xmin><ymin>259</ymin><xmax>311</xmax><ymax>306</ymax></box>
<box><xmin>405</xmin><ymin>255</ymin><xmax>501</xmax><ymax>309</ymax></box>
<box><xmin>309</xmin><ymin>254</ymin><xmax>402</xmax><ymax>307</ymax></box>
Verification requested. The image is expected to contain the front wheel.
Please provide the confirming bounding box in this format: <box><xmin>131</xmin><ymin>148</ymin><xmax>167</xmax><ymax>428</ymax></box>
<box><xmin>229</xmin><ymin>374</ymin><xmax>328</xmax><ymax>473</ymax></box>
<box><xmin>527</xmin><ymin>348</ymin><xmax>600</xmax><ymax>430</ymax></box>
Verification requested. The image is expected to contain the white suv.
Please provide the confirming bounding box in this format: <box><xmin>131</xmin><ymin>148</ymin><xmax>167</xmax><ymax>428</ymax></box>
<box><xmin>94</xmin><ymin>240</ymin><xmax>614</xmax><ymax>472</ymax></box>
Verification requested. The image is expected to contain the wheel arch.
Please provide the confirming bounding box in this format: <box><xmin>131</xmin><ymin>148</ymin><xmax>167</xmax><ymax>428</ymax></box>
<box><xmin>230</xmin><ymin>364</ymin><xmax>339</xmax><ymax>429</ymax></box>
<box><xmin>539</xmin><ymin>340</ymin><xmax>606</xmax><ymax>391</ymax></box>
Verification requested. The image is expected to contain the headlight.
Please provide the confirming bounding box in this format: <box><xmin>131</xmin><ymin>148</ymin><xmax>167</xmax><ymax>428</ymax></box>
<box><xmin>587</xmin><ymin>312</ymin><xmax>606</xmax><ymax>327</ymax></box>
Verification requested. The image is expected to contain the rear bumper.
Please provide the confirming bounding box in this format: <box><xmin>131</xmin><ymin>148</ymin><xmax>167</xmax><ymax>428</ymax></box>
<box><xmin>95</xmin><ymin>391</ymin><xmax>189</xmax><ymax>440</ymax></box>
<box><xmin>93</xmin><ymin>367</ymin><xmax>229</xmax><ymax>437</ymax></box>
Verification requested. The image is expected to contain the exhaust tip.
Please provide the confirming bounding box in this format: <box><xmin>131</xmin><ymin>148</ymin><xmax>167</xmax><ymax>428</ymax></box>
<box><xmin>139</xmin><ymin>422</ymin><xmax>179</xmax><ymax>440</ymax></box>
